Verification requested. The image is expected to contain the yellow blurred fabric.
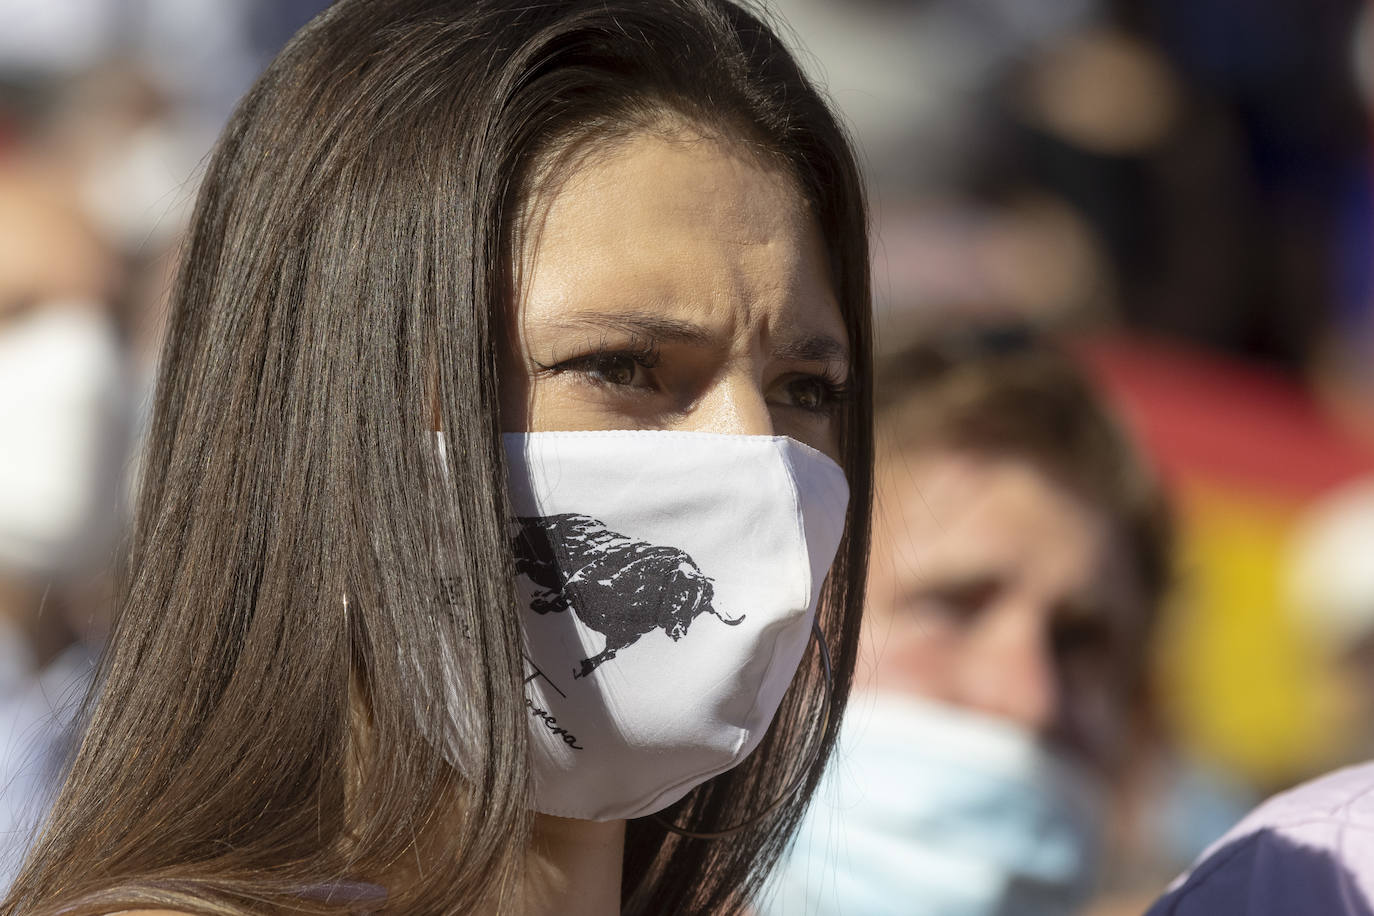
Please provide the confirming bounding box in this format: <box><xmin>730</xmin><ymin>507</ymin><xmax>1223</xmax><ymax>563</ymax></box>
<box><xmin>1160</xmin><ymin>482</ymin><xmax>1349</xmax><ymax>787</ymax></box>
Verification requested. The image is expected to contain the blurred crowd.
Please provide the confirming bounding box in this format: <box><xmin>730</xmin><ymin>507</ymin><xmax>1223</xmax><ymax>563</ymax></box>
<box><xmin>763</xmin><ymin>0</ymin><xmax>1374</xmax><ymax>911</ymax></box>
<box><xmin>0</xmin><ymin>0</ymin><xmax>326</xmax><ymax>883</ymax></box>
<box><xmin>4</xmin><ymin>0</ymin><xmax>1374</xmax><ymax>912</ymax></box>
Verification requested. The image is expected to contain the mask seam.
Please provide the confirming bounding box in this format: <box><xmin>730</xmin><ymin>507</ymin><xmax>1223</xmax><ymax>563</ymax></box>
<box><xmin>501</xmin><ymin>430</ymin><xmax>843</xmax><ymax>473</ymax></box>
<box><xmin>780</xmin><ymin>440</ymin><xmax>819</xmax><ymax>616</ymax></box>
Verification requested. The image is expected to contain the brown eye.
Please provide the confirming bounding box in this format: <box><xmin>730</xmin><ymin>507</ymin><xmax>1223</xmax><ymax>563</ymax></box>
<box><xmin>591</xmin><ymin>353</ymin><xmax>638</xmax><ymax>386</ymax></box>
<box><xmin>770</xmin><ymin>373</ymin><xmax>850</xmax><ymax>415</ymax></box>
<box><xmin>539</xmin><ymin>345</ymin><xmax>659</xmax><ymax>390</ymax></box>
<box><xmin>790</xmin><ymin>378</ymin><xmax>824</xmax><ymax>410</ymax></box>
<box><xmin>782</xmin><ymin>376</ymin><xmax>833</xmax><ymax>412</ymax></box>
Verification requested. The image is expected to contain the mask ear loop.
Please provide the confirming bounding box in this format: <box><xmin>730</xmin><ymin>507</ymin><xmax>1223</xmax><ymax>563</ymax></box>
<box><xmin>650</xmin><ymin>621</ymin><xmax>834</xmax><ymax>840</ymax></box>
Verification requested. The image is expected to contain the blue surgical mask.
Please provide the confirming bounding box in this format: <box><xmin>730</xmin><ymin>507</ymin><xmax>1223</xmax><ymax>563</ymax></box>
<box><xmin>758</xmin><ymin>692</ymin><xmax>1104</xmax><ymax>916</ymax></box>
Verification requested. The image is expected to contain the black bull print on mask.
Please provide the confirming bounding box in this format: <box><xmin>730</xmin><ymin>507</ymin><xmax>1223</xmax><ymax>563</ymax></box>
<box><xmin>512</xmin><ymin>513</ymin><xmax>746</xmax><ymax>678</ymax></box>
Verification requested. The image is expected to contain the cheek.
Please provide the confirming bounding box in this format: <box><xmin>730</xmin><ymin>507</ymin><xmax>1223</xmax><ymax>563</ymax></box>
<box><xmin>522</xmin><ymin>380</ymin><xmax>666</xmax><ymax>433</ymax></box>
<box><xmin>772</xmin><ymin>410</ymin><xmax>843</xmax><ymax>464</ymax></box>
<box><xmin>861</xmin><ymin>613</ymin><xmax>959</xmax><ymax>699</ymax></box>
<box><xmin>1050</xmin><ymin>642</ymin><xmax>1136</xmax><ymax>766</ymax></box>
<box><xmin>1061</xmin><ymin>683</ymin><xmax>1131</xmax><ymax>770</ymax></box>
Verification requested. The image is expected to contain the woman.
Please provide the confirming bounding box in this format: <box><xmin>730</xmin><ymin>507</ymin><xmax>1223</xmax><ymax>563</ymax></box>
<box><xmin>2</xmin><ymin>1</ymin><xmax>872</xmax><ymax>914</ymax></box>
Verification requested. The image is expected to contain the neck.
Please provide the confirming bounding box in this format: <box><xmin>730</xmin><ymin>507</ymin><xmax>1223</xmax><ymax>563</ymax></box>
<box><xmin>522</xmin><ymin>813</ymin><xmax>626</xmax><ymax>916</ymax></box>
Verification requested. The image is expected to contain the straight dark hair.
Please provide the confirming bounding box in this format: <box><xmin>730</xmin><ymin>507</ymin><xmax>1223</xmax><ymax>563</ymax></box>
<box><xmin>3</xmin><ymin>2</ymin><xmax>872</xmax><ymax>914</ymax></box>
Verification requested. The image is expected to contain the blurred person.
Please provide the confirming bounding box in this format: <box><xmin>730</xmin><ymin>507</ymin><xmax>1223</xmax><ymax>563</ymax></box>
<box><xmin>758</xmin><ymin>325</ymin><xmax>1170</xmax><ymax>916</ymax></box>
<box><xmin>1147</xmin><ymin>476</ymin><xmax>1374</xmax><ymax>914</ymax></box>
<box><xmin>768</xmin><ymin>0</ymin><xmax>1124</xmax><ymax>328</ymax></box>
<box><xmin>1287</xmin><ymin>476</ymin><xmax>1374</xmax><ymax>759</ymax></box>
<box><xmin>1083</xmin><ymin>0</ymin><xmax>1365</xmax><ymax>372</ymax></box>
<box><xmin>1147</xmin><ymin>768</ymin><xmax>1374</xmax><ymax>913</ymax></box>
<box><xmin>0</xmin><ymin>55</ymin><xmax>191</xmax><ymax>398</ymax></box>
<box><xmin>0</xmin><ymin>109</ymin><xmax>131</xmax><ymax>882</ymax></box>
<box><xmin>768</xmin><ymin>0</ymin><xmax>1100</xmax><ymax>191</ymax></box>
<box><xmin>0</xmin><ymin>0</ymin><xmax>325</xmax><ymax>125</ymax></box>
<box><xmin>1311</xmin><ymin>1</ymin><xmax>1374</xmax><ymax>449</ymax></box>
<box><xmin>0</xmin><ymin>0</ymin><xmax>318</xmax><ymax>890</ymax></box>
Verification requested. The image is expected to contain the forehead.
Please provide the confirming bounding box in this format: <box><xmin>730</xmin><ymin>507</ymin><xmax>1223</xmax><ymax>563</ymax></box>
<box><xmin>511</xmin><ymin>129</ymin><xmax>844</xmax><ymax>342</ymax></box>
<box><xmin>873</xmin><ymin>449</ymin><xmax>1119</xmax><ymax>593</ymax></box>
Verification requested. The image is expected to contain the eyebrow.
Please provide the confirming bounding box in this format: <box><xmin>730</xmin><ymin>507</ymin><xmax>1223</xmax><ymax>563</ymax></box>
<box><xmin>532</xmin><ymin>309</ymin><xmax>851</xmax><ymax>365</ymax></box>
<box><xmin>533</xmin><ymin>311</ymin><xmax>715</xmax><ymax>347</ymax></box>
<box><xmin>772</xmin><ymin>333</ymin><xmax>848</xmax><ymax>364</ymax></box>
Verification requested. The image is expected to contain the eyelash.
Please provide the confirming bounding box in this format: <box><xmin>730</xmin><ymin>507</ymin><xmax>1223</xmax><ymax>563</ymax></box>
<box><xmin>534</xmin><ymin>337</ymin><xmax>662</xmax><ymax>384</ymax></box>
<box><xmin>791</xmin><ymin>371</ymin><xmax>853</xmax><ymax>415</ymax></box>
<box><xmin>535</xmin><ymin>339</ymin><xmax>853</xmax><ymax>414</ymax></box>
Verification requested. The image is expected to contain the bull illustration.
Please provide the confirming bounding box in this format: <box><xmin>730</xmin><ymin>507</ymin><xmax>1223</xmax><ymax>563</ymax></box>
<box><xmin>512</xmin><ymin>513</ymin><xmax>745</xmax><ymax>678</ymax></box>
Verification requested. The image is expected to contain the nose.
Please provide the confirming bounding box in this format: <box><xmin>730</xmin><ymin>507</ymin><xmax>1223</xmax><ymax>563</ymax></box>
<box><xmin>681</xmin><ymin>370</ymin><xmax>773</xmax><ymax>437</ymax></box>
<box><xmin>953</xmin><ymin>606</ymin><xmax>1058</xmax><ymax>734</ymax></box>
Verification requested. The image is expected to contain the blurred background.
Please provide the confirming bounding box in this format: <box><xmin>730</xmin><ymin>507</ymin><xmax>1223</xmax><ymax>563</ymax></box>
<box><xmin>3</xmin><ymin>0</ymin><xmax>1374</xmax><ymax>911</ymax></box>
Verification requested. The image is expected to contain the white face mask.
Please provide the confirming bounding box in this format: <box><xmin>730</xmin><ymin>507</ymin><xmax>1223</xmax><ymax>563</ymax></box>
<box><xmin>499</xmin><ymin>430</ymin><xmax>849</xmax><ymax>821</ymax></box>
<box><xmin>0</xmin><ymin>304</ymin><xmax>127</xmax><ymax>576</ymax></box>
<box><xmin>760</xmin><ymin>693</ymin><xmax>1104</xmax><ymax>916</ymax></box>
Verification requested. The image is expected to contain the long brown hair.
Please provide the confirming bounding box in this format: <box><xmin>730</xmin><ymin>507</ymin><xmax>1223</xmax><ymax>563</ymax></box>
<box><xmin>3</xmin><ymin>2</ymin><xmax>872</xmax><ymax>914</ymax></box>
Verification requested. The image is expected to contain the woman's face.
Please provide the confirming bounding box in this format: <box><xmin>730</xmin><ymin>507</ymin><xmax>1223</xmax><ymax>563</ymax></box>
<box><xmin>502</xmin><ymin>129</ymin><xmax>850</xmax><ymax>460</ymax></box>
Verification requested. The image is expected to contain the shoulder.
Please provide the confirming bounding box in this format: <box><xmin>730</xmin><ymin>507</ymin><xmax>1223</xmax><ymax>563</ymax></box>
<box><xmin>1231</xmin><ymin>761</ymin><xmax>1374</xmax><ymax>828</ymax></box>
<box><xmin>1148</xmin><ymin>762</ymin><xmax>1374</xmax><ymax>916</ymax></box>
